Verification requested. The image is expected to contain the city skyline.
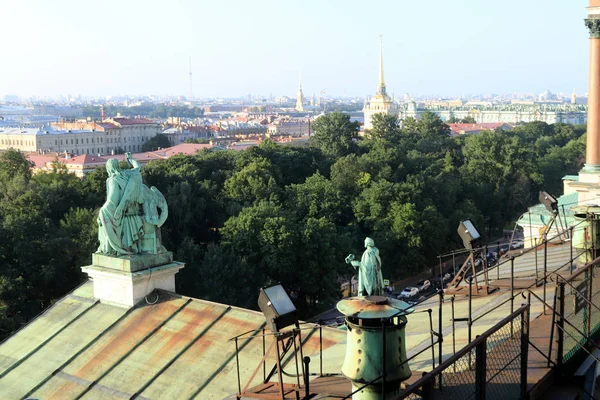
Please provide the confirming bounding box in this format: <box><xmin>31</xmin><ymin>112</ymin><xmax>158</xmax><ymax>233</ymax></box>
<box><xmin>0</xmin><ymin>0</ymin><xmax>590</xmax><ymax>99</ymax></box>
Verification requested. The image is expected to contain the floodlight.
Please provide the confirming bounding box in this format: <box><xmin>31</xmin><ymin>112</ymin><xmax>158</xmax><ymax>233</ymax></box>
<box><xmin>258</xmin><ymin>284</ymin><xmax>298</xmax><ymax>333</ymax></box>
<box><xmin>539</xmin><ymin>191</ymin><xmax>558</xmax><ymax>215</ymax></box>
<box><xmin>458</xmin><ymin>219</ymin><xmax>481</xmax><ymax>250</ymax></box>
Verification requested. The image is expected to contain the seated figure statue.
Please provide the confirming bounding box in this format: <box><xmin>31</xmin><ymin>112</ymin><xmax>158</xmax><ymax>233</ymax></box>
<box><xmin>97</xmin><ymin>152</ymin><xmax>168</xmax><ymax>256</ymax></box>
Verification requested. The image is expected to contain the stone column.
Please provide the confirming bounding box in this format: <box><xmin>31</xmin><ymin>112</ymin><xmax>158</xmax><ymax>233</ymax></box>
<box><xmin>585</xmin><ymin>2</ymin><xmax>600</xmax><ymax>171</ymax></box>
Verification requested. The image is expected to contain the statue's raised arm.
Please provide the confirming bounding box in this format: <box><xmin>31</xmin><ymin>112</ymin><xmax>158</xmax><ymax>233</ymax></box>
<box><xmin>126</xmin><ymin>152</ymin><xmax>141</xmax><ymax>170</ymax></box>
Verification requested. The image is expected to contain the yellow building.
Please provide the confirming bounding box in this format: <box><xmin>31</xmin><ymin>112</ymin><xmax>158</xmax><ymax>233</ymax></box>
<box><xmin>0</xmin><ymin>117</ymin><xmax>161</xmax><ymax>156</ymax></box>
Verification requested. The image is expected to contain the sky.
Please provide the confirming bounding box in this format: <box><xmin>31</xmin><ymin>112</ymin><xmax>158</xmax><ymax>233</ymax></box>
<box><xmin>0</xmin><ymin>0</ymin><xmax>591</xmax><ymax>99</ymax></box>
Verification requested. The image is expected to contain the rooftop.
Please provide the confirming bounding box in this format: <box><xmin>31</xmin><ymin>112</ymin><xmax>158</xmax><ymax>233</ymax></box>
<box><xmin>111</xmin><ymin>117</ymin><xmax>157</xmax><ymax>126</ymax></box>
<box><xmin>0</xmin><ymin>282</ymin><xmax>346</xmax><ymax>399</ymax></box>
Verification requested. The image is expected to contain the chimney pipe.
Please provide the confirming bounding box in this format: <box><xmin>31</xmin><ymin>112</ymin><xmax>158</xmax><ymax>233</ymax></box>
<box><xmin>337</xmin><ymin>296</ymin><xmax>414</xmax><ymax>399</ymax></box>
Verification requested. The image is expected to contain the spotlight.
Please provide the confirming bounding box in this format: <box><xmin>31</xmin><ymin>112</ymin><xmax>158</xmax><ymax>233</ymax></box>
<box><xmin>458</xmin><ymin>219</ymin><xmax>481</xmax><ymax>250</ymax></box>
<box><xmin>258</xmin><ymin>284</ymin><xmax>298</xmax><ymax>333</ymax></box>
<box><xmin>539</xmin><ymin>191</ymin><xmax>558</xmax><ymax>215</ymax></box>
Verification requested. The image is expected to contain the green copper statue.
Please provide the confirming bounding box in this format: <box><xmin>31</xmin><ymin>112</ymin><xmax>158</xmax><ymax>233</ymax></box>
<box><xmin>345</xmin><ymin>237</ymin><xmax>384</xmax><ymax>296</ymax></box>
<box><xmin>97</xmin><ymin>152</ymin><xmax>168</xmax><ymax>256</ymax></box>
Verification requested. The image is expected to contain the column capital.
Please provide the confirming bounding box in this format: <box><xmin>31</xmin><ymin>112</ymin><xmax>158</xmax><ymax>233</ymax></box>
<box><xmin>585</xmin><ymin>18</ymin><xmax>600</xmax><ymax>38</ymax></box>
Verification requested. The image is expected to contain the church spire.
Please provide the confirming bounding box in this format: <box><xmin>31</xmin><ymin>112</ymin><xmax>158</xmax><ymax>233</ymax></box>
<box><xmin>377</xmin><ymin>34</ymin><xmax>387</xmax><ymax>96</ymax></box>
<box><xmin>295</xmin><ymin>70</ymin><xmax>305</xmax><ymax>112</ymax></box>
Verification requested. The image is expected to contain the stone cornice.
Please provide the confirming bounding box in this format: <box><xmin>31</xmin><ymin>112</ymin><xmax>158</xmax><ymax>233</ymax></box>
<box><xmin>585</xmin><ymin>18</ymin><xmax>600</xmax><ymax>38</ymax></box>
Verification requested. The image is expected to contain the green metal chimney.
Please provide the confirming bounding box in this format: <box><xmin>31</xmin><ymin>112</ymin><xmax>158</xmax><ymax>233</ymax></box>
<box><xmin>337</xmin><ymin>296</ymin><xmax>414</xmax><ymax>399</ymax></box>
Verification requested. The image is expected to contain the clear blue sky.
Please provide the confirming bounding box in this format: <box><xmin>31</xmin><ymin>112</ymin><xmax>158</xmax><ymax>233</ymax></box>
<box><xmin>0</xmin><ymin>0</ymin><xmax>590</xmax><ymax>99</ymax></box>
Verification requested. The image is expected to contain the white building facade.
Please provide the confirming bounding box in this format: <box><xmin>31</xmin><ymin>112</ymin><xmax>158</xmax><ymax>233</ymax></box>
<box><xmin>0</xmin><ymin>117</ymin><xmax>161</xmax><ymax>155</ymax></box>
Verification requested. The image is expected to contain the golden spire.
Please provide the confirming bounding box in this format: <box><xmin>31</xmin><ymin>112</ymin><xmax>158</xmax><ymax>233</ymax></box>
<box><xmin>296</xmin><ymin>70</ymin><xmax>305</xmax><ymax>112</ymax></box>
<box><xmin>377</xmin><ymin>34</ymin><xmax>387</xmax><ymax>96</ymax></box>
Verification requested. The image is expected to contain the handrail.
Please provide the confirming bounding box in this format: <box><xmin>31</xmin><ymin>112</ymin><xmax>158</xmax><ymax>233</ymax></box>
<box><xmin>554</xmin><ymin>322</ymin><xmax>600</xmax><ymax>364</ymax></box>
<box><xmin>562</xmin><ymin>255</ymin><xmax>600</xmax><ymax>283</ymax></box>
<box><xmin>523</xmin><ymin>288</ymin><xmax>600</xmax><ymax>351</ymax></box>
<box><xmin>341</xmin><ymin>338</ymin><xmax>444</xmax><ymax>400</ymax></box>
<box><xmin>230</xmin><ymin>289</ymin><xmax>444</xmax><ymax>343</ymax></box>
<box><xmin>547</xmin><ymin>269</ymin><xmax>600</xmax><ymax>315</ymax></box>
<box><xmin>467</xmin><ymin>219</ymin><xmax>589</xmax><ymax>282</ymax></box>
<box><xmin>436</xmin><ymin>210</ymin><xmax>586</xmax><ymax>260</ymax></box>
<box><xmin>394</xmin><ymin>305</ymin><xmax>528</xmax><ymax>399</ymax></box>
<box><xmin>475</xmin><ymin>236</ymin><xmax>580</xmax><ymax>283</ymax></box>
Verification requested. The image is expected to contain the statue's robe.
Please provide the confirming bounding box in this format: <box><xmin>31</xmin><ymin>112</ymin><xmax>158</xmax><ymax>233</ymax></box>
<box><xmin>358</xmin><ymin>247</ymin><xmax>384</xmax><ymax>296</ymax></box>
<box><xmin>97</xmin><ymin>170</ymin><xmax>144</xmax><ymax>255</ymax></box>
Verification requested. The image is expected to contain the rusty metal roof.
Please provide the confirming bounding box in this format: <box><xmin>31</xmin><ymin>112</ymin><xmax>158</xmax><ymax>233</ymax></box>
<box><xmin>336</xmin><ymin>296</ymin><xmax>414</xmax><ymax>319</ymax></box>
<box><xmin>0</xmin><ymin>281</ymin><xmax>346</xmax><ymax>399</ymax></box>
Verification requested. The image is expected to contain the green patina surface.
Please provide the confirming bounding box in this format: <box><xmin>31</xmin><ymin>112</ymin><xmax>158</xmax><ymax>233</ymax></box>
<box><xmin>98</xmin><ymin>152</ymin><xmax>169</xmax><ymax>256</ymax></box>
<box><xmin>518</xmin><ymin>191</ymin><xmax>579</xmax><ymax>228</ymax></box>
<box><xmin>91</xmin><ymin>251</ymin><xmax>174</xmax><ymax>272</ymax></box>
<box><xmin>562</xmin><ymin>175</ymin><xmax>579</xmax><ymax>182</ymax></box>
<box><xmin>0</xmin><ymin>281</ymin><xmax>346</xmax><ymax>399</ymax></box>
<box><xmin>0</xmin><ymin>240</ymin><xmax>582</xmax><ymax>398</ymax></box>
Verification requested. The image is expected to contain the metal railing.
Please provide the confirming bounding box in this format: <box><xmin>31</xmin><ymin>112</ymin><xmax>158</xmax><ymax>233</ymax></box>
<box><xmin>552</xmin><ymin>255</ymin><xmax>600</xmax><ymax>378</ymax></box>
<box><xmin>229</xmin><ymin>291</ymin><xmax>444</xmax><ymax>400</ymax></box>
<box><xmin>396</xmin><ymin>305</ymin><xmax>529</xmax><ymax>400</ymax></box>
<box><xmin>229</xmin><ymin>214</ymin><xmax>600</xmax><ymax>399</ymax></box>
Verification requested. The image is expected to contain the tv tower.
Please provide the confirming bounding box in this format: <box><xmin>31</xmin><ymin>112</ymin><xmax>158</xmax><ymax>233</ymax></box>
<box><xmin>189</xmin><ymin>54</ymin><xmax>193</xmax><ymax>100</ymax></box>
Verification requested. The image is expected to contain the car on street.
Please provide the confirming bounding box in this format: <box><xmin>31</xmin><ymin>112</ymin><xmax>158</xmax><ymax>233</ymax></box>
<box><xmin>486</xmin><ymin>252</ymin><xmax>498</xmax><ymax>266</ymax></box>
<box><xmin>511</xmin><ymin>240</ymin><xmax>524</xmax><ymax>250</ymax></box>
<box><xmin>416</xmin><ymin>279</ymin><xmax>431</xmax><ymax>292</ymax></box>
<box><xmin>474</xmin><ymin>257</ymin><xmax>483</xmax><ymax>268</ymax></box>
<box><xmin>442</xmin><ymin>272</ymin><xmax>454</xmax><ymax>283</ymax></box>
<box><xmin>399</xmin><ymin>287</ymin><xmax>419</xmax><ymax>299</ymax></box>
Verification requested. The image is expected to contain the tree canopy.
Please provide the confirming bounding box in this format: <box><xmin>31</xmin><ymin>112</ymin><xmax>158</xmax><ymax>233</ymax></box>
<box><xmin>0</xmin><ymin>116</ymin><xmax>587</xmax><ymax>340</ymax></box>
<box><xmin>141</xmin><ymin>134</ymin><xmax>171</xmax><ymax>152</ymax></box>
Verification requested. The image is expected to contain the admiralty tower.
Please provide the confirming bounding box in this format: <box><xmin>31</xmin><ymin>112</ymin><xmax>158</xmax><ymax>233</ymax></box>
<box><xmin>363</xmin><ymin>35</ymin><xmax>400</xmax><ymax>130</ymax></box>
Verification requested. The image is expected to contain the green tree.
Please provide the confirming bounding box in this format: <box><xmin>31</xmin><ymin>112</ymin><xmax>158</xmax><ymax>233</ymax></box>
<box><xmin>287</xmin><ymin>172</ymin><xmax>345</xmax><ymax>223</ymax></box>
<box><xmin>142</xmin><ymin>134</ymin><xmax>171</xmax><ymax>152</ymax></box>
<box><xmin>0</xmin><ymin>149</ymin><xmax>34</xmax><ymax>183</ymax></box>
<box><xmin>367</xmin><ymin>113</ymin><xmax>401</xmax><ymax>142</ymax></box>
<box><xmin>224</xmin><ymin>157</ymin><xmax>281</xmax><ymax>207</ymax></box>
<box><xmin>310</xmin><ymin>111</ymin><xmax>360</xmax><ymax>159</ymax></box>
<box><xmin>221</xmin><ymin>202</ymin><xmax>349</xmax><ymax>316</ymax></box>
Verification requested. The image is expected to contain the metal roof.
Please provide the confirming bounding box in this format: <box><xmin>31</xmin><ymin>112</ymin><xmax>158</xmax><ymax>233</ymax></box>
<box><xmin>518</xmin><ymin>191</ymin><xmax>579</xmax><ymax>227</ymax></box>
<box><xmin>0</xmin><ymin>282</ymin><xmax>346</xmax><ymax>399</ymax></box>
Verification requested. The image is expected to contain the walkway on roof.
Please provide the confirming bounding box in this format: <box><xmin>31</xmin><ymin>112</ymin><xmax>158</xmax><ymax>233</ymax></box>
<box><xmin>384</xmin><ymin>240</ymin><xmax>585</xmax><ymax>387</ymax></box>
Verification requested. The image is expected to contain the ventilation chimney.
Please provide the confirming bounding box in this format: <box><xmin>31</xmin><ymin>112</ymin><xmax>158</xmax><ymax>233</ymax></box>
<box><xmin>337</xmin><ymin>296</ymin><xmax>414</xmax><ymax>399</ymax></box>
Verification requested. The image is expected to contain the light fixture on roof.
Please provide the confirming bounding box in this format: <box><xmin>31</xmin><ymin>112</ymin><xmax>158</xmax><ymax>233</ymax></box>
<box><xmin>457</xmin><ymin>219</ymin><xmax>481</xmax><ymax>250</ymax></box>
<box><xmin>447</xmin><ymin>219</ymin><xmax>489</xmax><ymax>295</ymax></box>
<box><xmin>257</xmin><ymin>284</ymin><xmax>298</xmax><ymax>333</ymax></box>
<box><xmin>538</xmin><ymin>190</ymin><xmax>568</xmax><ymax>243</ymax></box>
<box><xmin>539</xmin><ymin>191</ymin><xmax>558</xmax><ymax>215</ymax></box>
